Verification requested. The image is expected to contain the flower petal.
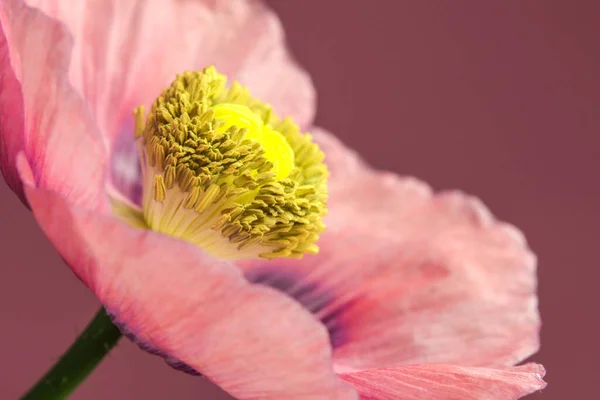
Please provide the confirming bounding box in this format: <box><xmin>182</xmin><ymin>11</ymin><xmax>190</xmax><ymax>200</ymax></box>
<box><xmin>0</xmin><ymin>0</ymin><xmax>108</xmax><ymax>210</ymax></box>
<box><xmin>26</xmin><ymin>0</ymin><xmax>315</xmax><ymax>148</ymax></box>
<box><xmin>339</xmin><ymin>363</ymin><xmax>546</xmax><ymax>400</ymax></box>
<box><xmin>18</xmin><ymin>156</ymin><xmax>356</xmax><ymax>400</ymax></box>
<box><xmin>26</xmin><ymin>0</ymin><xmax>314</xmax><ymax>205</ymax></box>
<box><xmin>241</xmin><ymin>128</ymin><xmax>540</xmax><ymax>371</ymax></box>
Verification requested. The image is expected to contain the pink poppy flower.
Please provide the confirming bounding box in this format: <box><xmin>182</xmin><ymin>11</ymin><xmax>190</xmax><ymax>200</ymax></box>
<box><xmin>0</xmin><ymin>0</ymin><xmax>546</xmax><ymax>399</ymax></box>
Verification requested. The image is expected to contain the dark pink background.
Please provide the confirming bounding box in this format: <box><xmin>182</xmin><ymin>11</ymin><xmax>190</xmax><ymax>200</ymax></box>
<box><xmin>1</xmin><ymin>1</ymin><xmax>598</xmax><ymax>398</ymax></box>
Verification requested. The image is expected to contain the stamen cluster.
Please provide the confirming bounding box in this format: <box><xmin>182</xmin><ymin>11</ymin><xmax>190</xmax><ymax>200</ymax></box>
<box><xmin>135</xmin><ymin>67</ymin><xmax>328</xmax><ymax>259</ymax></box>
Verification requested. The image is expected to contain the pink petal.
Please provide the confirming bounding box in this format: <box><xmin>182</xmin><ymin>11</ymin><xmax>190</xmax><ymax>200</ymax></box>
<box><xmin>339</xmin><ymin>363</ymin><xmax>546</xmax><ymax>400</ymax></box>
<box><xmin>26</xmin><ymin>0</ymin><xmax>315</xmax><ymax>149</ymax></box>
<box><xmin>240</xmin><ymin>128</ymin><xmax>540</xmax><ymax>371</ymax></box>
<box><xmin>18</xmin><ymin>156</ymin><xmax>356</xmax><ymax>400</ymax></box>
<box><xmin>26</xmin><ymin>0</ymin><xmax>314</xmax><ymax>205</ymax></box>
<box><xmin>0</xmin><ymin>0</ymin><xmax>108</xmax><ymax>210</ymax></box>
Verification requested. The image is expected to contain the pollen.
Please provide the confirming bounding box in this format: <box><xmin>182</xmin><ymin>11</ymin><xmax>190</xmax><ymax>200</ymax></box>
<box><xmin>134</xmin><ymin>66</ymin><xmax>328</xmax><ymax>260</ymax></box>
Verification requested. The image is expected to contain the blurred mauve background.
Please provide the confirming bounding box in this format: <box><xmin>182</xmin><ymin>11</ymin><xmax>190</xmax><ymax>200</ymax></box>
<box><xmin>1</xmin><ymin>1</ymin><xmax>598</xmax><ymax>398</ymax></box>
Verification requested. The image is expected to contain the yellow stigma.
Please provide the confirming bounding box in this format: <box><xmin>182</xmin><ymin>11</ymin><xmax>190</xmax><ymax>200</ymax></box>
<box><xmin>133</xmin><ymin>66</ymin><xmax>328</xmax><ymax>260</ymax></box>
<box><xmin>212</xmin><ymin>103</ymin><xmax>294</xmax><ymax>180</ymax></box>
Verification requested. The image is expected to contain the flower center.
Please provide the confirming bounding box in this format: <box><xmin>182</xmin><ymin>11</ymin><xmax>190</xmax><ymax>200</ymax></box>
<box><xmin>133</xmin><ymin>67</ymin><xmax>328</xmax><ymax>260</ymax></box>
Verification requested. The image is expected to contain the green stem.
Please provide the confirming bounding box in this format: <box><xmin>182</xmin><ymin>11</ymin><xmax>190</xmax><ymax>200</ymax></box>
<box><xmin>21</xmin><ymin>307</ymin><xmax>123</xmax><ymax>400</ymax></box>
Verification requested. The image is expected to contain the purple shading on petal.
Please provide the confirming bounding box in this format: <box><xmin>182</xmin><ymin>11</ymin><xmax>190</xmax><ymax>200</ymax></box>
<box><xmin>107</xmin><ymin>309</ymin><xmax>202</xmax><ymax>376</ymax></box>
<box><xmin>245</xmin><ymin>266</ymin><xmax>351</xmax><ymax>348</ymax></box>
<box><xmin>110</xmin><ymin>116</ymin><xmax>143</xmax><ymax>205</ymax></box>
<box><xmin>165</xmin><ymin>358</ymin><xmax>203</xmax><ymax>376</ymax></box>
<box><xmin>320</xmin><ymin>304</ymin><xmax>351</xmax><ymax>349</ymax></box>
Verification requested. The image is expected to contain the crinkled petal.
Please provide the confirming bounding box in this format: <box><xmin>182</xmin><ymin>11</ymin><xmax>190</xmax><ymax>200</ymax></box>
<box><xmin>18</xmin><ymin>156</ymin><xmax>356</xmax><ymax>400</ymax></box>
<box><xmin>0</xmin><ymin>0</ymin><xmax>108</xmax><ymax>210</ymax></box>
<box><xmin>25</xmin><ymin>0</ymin><xmax>315</xmax><ymax>145</ymax></box>
<box><xmin>339</xmin><ymin>363</ymin><xmax>546</xmax><ymax>400</ymax></box>
<box><xmin>241</xmin><ymin>128</ymin><xmax>540</xmax><ymax>371</ymax></box>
